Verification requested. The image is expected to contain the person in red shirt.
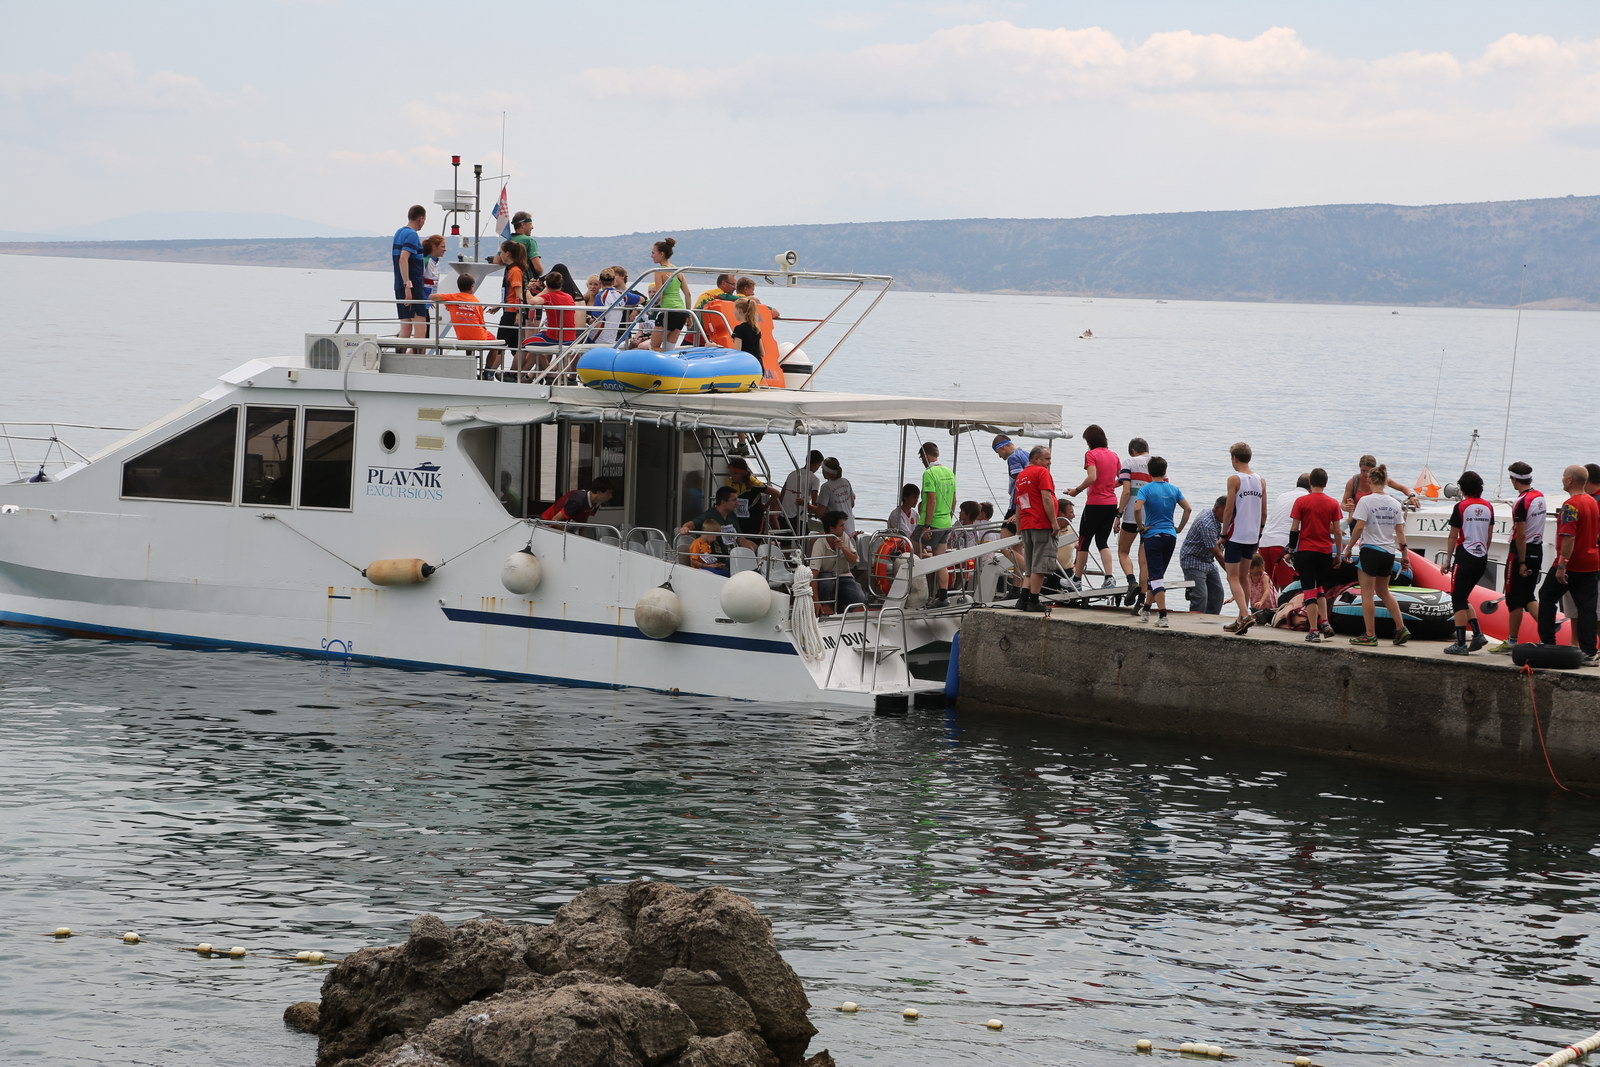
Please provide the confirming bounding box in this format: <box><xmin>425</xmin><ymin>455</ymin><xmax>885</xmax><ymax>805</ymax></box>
<box><xmin>1538</xmin><ymin>464</ymin><xmax>1600</xmax><ymax>661</ymax></box>
<box><xmin>527</xmin><ymin>269</ymin><xmax>581</xmax><ymax>346</ymax></box>
<box><xmin>1013</xmin><ymin>445</ymin><xmax>1059</xmax><ymax>613</ymax></box>
<box><xmin>1288</xmin><ymin>467</ymin><xmax>1344</xmax><ymax>642</ymax></box>
<box><xmin>540</xmin><ymin>477</ymin><xmax>617</xmax><ymax>529</ymax></box>
<box><xmin>431</xmin><ymin>274</ymin><xmax>496</xmax><ymax>342</ymax></box>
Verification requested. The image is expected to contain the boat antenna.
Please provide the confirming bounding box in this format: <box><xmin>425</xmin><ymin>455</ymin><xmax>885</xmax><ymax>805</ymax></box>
<box><xmin>499</xmin><ymin>111</ymin><xmax>506</xmax><ymax>182</ymax></box>
<box><xmin>1421</xmin><ymin>346</ymin><xmax>1445</xmax><ymax>470</ymax></box>
<box><xmin>1494</xmin><ymin>262</ymin><xmax>1527</xmax><ymax>498</ymax></box>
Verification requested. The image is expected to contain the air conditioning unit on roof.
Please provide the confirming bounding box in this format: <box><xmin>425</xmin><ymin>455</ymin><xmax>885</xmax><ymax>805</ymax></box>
<box><xmin>304</xmin><ymin>334</ymin><xmax>380</xmax><ymax>372</ymax></box>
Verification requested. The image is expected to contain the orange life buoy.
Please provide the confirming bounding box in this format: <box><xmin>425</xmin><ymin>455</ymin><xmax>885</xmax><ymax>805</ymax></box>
<box><xmin>872</xmin><ymin>536</ymin><xmax>913</xmax><ymax>596</ymax></box>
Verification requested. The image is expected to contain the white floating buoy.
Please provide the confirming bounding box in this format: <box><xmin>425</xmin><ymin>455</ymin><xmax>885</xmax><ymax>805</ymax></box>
<box><xmin>1180</xmin><ymin>1043</ymin><xmax>1196</xmax><ymax>1053</ymax></box>
<box><xmin>1294</xmin><ymin>1058</ymin><xmax>1312</xmax><ymax>1067</ymax></box>
<box><xmin>837</xmin><ymin>1002</ymin><xmax>859</xmax><ymax>1013</ymax></box>
<box><xmin>196</xmin><ymin>943</ymin><xmax>214</xmax><ymax>955</ymax></box>
<box><xmin>122</xmin><ymin>932</ymin><xmax>140</xmax><ymax>944</ymax></box>
<box><xmin>228</xmin><ymin>946</ymin><xmax>246</xmax><ymax>958</ymax></box>
<box><xmin>307</xmin><ymin>950</ymin><xmax>326</xmax><ymax>963</ymax></box>
<box><xmin>719</xmin><ymin>570</ymin><xmax>772</xmax><ymax>622</ymax></box>
<box><xmin>294</xmin><ymin>951</ymin><xmax>311</xmax><ymax>962</ymax></box>
<box><xmin>635</xmin><ymin>585</ymin><xmax>683</xmax><ymax>639</ymax></box>
<box><xmin>985</xmin><ymin>1018</ymin><xmax>1004</xmax><ymax>1030</ymax></box>
<box><xmin>53</xmin><ymin>927</ymin><xmax>73</xmax><ymax>938</ymax></box>
<box><xmin>500</xmin><ymin>550</ymin><xmax>543</xmax><ymax>596</ymax></box>
<box><xmin>902</xmin><ymin>1007</ymin><xmax>920</xmax><ymax>1019</ymax></box>
<box><xmin>1205</xmin><ymin>1046</ymin><xmax>1223</xmax><ymax>1058</ymax></box>
<box><xmin>1135</xmin><ymin>1039</ymin><xmax>1153</xmax><ymax>1051</ymax></box>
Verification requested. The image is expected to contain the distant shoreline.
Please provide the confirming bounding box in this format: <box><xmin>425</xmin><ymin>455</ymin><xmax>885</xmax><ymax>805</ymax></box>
<box><xmin>5</xmin><ymin>191</ymin><xmax>1597</xmax><ymax>311</ymax></box>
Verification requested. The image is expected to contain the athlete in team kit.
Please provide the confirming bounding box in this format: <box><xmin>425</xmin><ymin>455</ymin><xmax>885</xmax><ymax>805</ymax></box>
<box><xmin>1221</xmin><ymin>442</ymin><xmax>1268</xmax><ymax>635</ymax></box>
<box><xmin>1492</xmin><ymin>461</ymin><xmax>1546</xmax><ymax>653</ymax></box>
<box><xmin>1442</xmin><ymin>470</ymin><xmax>1493</xmax><ymax>655</ymax></box>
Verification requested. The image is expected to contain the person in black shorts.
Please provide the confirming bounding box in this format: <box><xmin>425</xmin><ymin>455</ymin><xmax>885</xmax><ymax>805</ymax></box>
<box><xmin>1494</xmin><ymin>461</ymin><xmax>1546</xmax><ymax>653</ymax></box>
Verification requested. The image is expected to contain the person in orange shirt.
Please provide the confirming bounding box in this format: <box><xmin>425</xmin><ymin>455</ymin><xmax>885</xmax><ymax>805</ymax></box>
<box><xmin>431</xmin><ymin>274</ymin><xmax>496</xmax><ymax>342</ymax></box>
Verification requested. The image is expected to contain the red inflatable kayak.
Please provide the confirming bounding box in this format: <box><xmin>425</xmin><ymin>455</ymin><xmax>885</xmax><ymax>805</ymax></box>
<box><xmin>1405</xmin><ymin>549</ymin><xmax>1569</xmax><ymax>644</ymax></box>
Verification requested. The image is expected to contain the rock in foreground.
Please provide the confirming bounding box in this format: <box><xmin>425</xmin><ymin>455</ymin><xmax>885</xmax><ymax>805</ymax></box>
<box><xmin>306</xmin><ymin>881</ymin><xmax>830</xmax><ymax>1067</ymax></box>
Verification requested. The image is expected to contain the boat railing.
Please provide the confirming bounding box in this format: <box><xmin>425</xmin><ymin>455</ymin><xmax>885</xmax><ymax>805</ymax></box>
<box><xmin>0</xmin><ymin>422</ymin><xmax>133</xmax><ymax>482</ymax></box>
<box><xmin>333</xmin><ymin>261</ymin><xmax>891</xmax><ymax>388</ymax></box>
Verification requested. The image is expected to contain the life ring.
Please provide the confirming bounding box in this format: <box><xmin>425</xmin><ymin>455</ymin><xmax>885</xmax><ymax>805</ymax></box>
<box><xmin>873</xmin><ymin>536</ymin><xmax>914</xmax><ymax>596</ymax></box>
<box><xmin>1511</xmin><ymin>643</ymin><xmax>1587</xmax><ymax>670</ymax></box>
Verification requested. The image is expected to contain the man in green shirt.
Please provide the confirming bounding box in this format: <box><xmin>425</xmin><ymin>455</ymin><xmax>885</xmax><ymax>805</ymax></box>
<box><xmin>915</xmin><ymin>441</ymin><xmax>956</xmax><ymax>606</ymax></box>
<box><xmin>510</xmin><ymin>212</ymin><xmax>543</xmax><ymax>277</ymax></box>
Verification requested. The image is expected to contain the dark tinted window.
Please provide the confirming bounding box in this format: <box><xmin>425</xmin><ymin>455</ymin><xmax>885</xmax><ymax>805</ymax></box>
<box><xmin>121</xmin><ymin>407</ymin><xmax>239</xmax><ymax>502</ymax></box>
<box><xmin>241</xmin><ymin>406</ymin><xmax>295</xmax><ymax>506</ymax></box>
<box><xmin>299</xmin><ymin>409</ymin><xmax>355</xmax><ymax>510</ymax></box>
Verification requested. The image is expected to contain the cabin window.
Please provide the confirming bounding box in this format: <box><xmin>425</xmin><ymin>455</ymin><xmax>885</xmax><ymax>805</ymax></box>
<box><xmin>299</xmin><ymin>408</ymin><xmax>355</xmax><ymax>510</ymax></box>
<box><xmin>121</xmin><ymin>407</ymin><xmax>239</xmax><ymax>503</ymax></box>
<box><xmin>241</xmin><ymin>406</ymin><xmax>296</xmax><ymax>507</ymax></box>
<box><xmin>493</xmin><ymin>426</ymin><xmax>527</xmax><ymax>518</ymax></box>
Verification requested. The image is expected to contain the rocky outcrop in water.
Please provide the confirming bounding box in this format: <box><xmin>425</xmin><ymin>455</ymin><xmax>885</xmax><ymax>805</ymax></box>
<box><xmin>305</xmin><ymin>881</ymin><xmax>829</xmax><ymax>1067</ymax></box>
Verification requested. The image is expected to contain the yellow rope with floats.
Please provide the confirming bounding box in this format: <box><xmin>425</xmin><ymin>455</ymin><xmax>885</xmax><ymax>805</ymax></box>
<box><xmin>44</xmin><ymin>926</ymin><xmax>340</xmax><ymax>965</ymax></box>
<box><xmin>1533</xmin><ymin>1031</ymin><xmax>1600</xmax><ymax>1067</ymax></box>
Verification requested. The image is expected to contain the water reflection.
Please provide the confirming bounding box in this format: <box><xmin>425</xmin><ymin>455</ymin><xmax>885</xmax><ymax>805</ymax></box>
<box><xmin>1</xmin><ymin>628</ymin><xmax>1598</xmax><ymax>1065</ymax></box>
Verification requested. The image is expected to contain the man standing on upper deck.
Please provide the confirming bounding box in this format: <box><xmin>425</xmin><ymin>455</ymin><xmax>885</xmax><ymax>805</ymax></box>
<box><xmin>992</xmin><ymin>435</ymin><xmax>1028</xmax><ymax>518</ymax></box>
<box><xmin>392</xmin><ymin>205</ymin><xmax>427</xmax><ymax>344</ymax></box>
<box><xmin>915</xmin><ymin>441</ymin><xmax>957</xmax><ymax>607</ymax></box>
<box><xmin>510</xmin><ymin>212</ymin><xmax>543</xmax><ymax>277</ymax></box>
<box><xmin>1539</xmin><ymin>464</ymin><xmax>1600</xmax><ymax>665</ymax></box>
<box><xmin>779</xmin><ymin>451</ymin><xmax>824</xmax><ymax>533</ymax></box>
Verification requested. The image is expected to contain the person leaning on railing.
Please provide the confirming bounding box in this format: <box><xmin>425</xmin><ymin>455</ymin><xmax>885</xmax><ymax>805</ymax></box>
<box><xmin>430</xmin><ymin>273</ymin><xmax>496</xmax><ymax>342</ymax></box>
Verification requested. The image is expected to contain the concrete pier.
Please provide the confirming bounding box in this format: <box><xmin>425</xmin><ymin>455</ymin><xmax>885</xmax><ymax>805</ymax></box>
<box><xmin>957</xmin><ymin>606</ymin><xmax>1600</xmax><ymax>790</ymax></box>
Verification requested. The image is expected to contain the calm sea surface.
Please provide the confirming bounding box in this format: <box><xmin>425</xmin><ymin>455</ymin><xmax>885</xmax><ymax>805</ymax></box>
<box><xmin>2</xmin><ymin>255</ymin><xmax>1598</xmax><ymax>1065</ymax></box>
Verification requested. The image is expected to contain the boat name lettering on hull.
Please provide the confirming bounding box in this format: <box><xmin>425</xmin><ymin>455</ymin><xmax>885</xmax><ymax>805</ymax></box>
<box><xmin>365</xmin><ymin>463</ymin><xmax>444</xmax><ymax>501</ymax></box>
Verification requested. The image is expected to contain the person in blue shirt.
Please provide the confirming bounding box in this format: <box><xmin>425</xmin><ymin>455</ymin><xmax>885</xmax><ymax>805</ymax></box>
<box><xmin>992</xmin><ymin>435</ymin><xmax>1029</xmax><ymax>517</ymax></box>
<box><xmin>1132</xmin><ymin>456</ymin><xmax>1191</xmax><ymax>627</ymax></box>
<box><xmin>392</xmin><ymin>205</ymin><xmax>427</xmax><ymax>345</ymax></box>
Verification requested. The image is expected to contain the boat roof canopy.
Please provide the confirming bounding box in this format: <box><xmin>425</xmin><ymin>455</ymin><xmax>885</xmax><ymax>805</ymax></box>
<box><xmin>441</xmin><ymin>387</ymin><xmax>1066</xmax><ymax>438</ymax></box>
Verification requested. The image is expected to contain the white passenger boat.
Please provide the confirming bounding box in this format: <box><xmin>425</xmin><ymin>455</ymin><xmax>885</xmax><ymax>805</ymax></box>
<box><xmin>0</xmin><ymin>261</ymin><xmax>1061</xmax><ymax>706</ymax></box>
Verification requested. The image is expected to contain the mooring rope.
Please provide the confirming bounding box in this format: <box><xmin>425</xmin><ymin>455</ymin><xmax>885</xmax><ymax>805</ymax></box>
<box><xmin>1532</xmin><ymin>1029</ymin><xmax>1600</xmax><ymax>1067</ymax></box>
<box><xmin>1521</xmin><ymin>665</ymin><xmax>1592</xmax><ymax>798</ymax></box>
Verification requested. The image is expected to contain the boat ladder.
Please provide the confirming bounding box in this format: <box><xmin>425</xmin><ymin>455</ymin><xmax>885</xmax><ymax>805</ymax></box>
<box><xmin>820</xmin><ymin>604</ymin><xmax>940</xmax><ymax>698</ymax></box>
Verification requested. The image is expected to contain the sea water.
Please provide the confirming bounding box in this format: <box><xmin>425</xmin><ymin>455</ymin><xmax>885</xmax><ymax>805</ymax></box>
<box><xmin>1</xmin><ymin>255</ymin><xmax>1598</xmax><ymax>1065</ymax></box>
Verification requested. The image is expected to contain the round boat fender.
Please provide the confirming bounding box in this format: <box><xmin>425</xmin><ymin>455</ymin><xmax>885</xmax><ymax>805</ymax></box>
<box><xmin>873</xmin><ymin>536</ymin><xmax>913</xmax><ymax>596</ymax></box>
<box><xmin>635</xmin><ymin>585</ymin><xmax>684</xmax><ymax>639</ymax></box>
<box><xmin>1511</xmin><ymin>643</ymin><xmax>1586</xmax><ymax>670</ymax></box>
<box><xmin>500</xmin><ymin>549</ymin><xmax>543</xmax><ymax>596</ymax></box>
<box><xmin>719</xmin><ymin>569</ymin><xmax>772</xmax><ymax>622</ymax></box>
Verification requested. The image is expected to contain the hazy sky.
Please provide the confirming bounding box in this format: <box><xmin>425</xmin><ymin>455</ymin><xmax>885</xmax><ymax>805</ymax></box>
<box><xmin>4</xmin><ymin>0</ymin><xmax>1598</xmax><ymax>237</ymax></box>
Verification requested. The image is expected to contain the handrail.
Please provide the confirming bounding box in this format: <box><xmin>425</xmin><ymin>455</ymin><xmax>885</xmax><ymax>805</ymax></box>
<box><xmin>869</xmin><ymin>605</ymin><xmax>912</xmax><ymax>694</ymax></box>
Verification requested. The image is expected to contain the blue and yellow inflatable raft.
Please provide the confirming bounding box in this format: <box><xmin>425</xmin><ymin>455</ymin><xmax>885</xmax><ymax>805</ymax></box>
<box><xmin>575</xmin><ymin>346</ymin><xmax>764</xmax><ymax>394</ymax></box>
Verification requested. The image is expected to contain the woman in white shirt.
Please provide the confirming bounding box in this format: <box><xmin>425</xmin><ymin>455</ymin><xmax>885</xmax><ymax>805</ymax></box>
<box><xmin>818</xmin><ymin>458</ymin><xmax>857</xmax><ymax>536</ymax></box>
<box><xmin>1343</xmin><ymin>465</ymin><xmax>1411</xmax><ymax>647</ymax></box>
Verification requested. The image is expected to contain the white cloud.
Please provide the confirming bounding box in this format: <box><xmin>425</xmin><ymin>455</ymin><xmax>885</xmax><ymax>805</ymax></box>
<box><xmin>0</xmin><ymin>52</ymin><xmax>235</xmax><ymax>114</ymax></box>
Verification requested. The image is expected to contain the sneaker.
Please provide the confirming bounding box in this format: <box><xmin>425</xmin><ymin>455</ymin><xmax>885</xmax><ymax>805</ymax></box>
<box><xmin>1101</xmin><ymin>575</ymin><xmax>1116</xmax><ymax>589</ymax></box>
<box><xmin>1136</xmin><ymin>607</ymin><xmax>1151</xmax><ymax>624</ymax></box>
<box><xmin>1223</xmin><ymin>616</ymin><xmax>1254</xmax><ymax>635</ymax></box>
<box><xmin>1392</xmin><ymin>628</ymin><xmax>1412</xmax><ymax>647</ymax></box>
<box><xmin>1061</xmin><ymin>576</ymin><xmax>1081</xmax><ymax>593</ymax></box>
<box><xmin>1583</xmin><ymin>652</ymin><xmax>1600</xmax><ymax>668</ymax></box>
<box><xmin>1442</xmin><ymin>642</ymin><xmax>1470</xmax><ymax>656</ymax></box>
<box><xmin>1305</xmin><ymin>631</ymin><xmax>1323</xmax><ymax>643</ymax></box>
<box><xmin>1488</xmin><ymin>641</ymin><xmax>1514</xmax><ymax>655</ymax></box>
<box><xmin>1468</xmin><ymin>633</ymin><xmax>1488</xmax><ymax>652</ymax></box>
<box><xmin>1319</xmin><ymin>623</ymin><xmax>1335</xmax><ymax>638</ymax></box>
<box><xmin>1349</xmin><ymin>634</ymin><xmax>1378</xmax><ymax>646</ymax></box>
<box><xmin>1155</xmin><ymin>615</ymin><xmax>1170</xmax><ymax>628</ymax></box>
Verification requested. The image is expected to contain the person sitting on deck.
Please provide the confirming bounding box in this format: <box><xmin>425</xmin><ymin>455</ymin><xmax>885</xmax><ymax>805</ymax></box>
<box><xmin>431</xmin><ymin>273</ymin><xmax>496</xmax><ymax>342</ymax></box>
<box><xmin>888</xmin><ymin>484</ymin><xmax>920</xmax><ymax>539</ymax></box>
<box><xmin>541</xmin><ymin>477</ymin><xmax>616</xmax><ymax>528</ymax></box>
<box><xmin>526</xmin><ymin>269</ymin><xmax>581</xmax><ymax>347</ymax></box>
<box><xmin>726</xmin><ymin>457</ymin><xmax>780</xmax><ymax>533</ymax></box>
<box><xmin>690</xmin><ymin>518</ymin><xmax>731</xmax><ymax>576</ymax></box>
<box><xmin>734</xmin><ymin>276</ymin><xmax>780</xmax><ymax>320</ymax></box>
<box><xmin>679</xmin><ymin>486</ymin><xmax>758</xmax><ymax>555</ymax></box>
<box><xmin>809</xmin><ymin>510</ymin><xmax>866</xmax><ymax>614</ymax></box>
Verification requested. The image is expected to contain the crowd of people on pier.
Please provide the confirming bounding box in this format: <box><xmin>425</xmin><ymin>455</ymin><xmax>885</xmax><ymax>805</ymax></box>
<box><xmin>390</xmin><ymin>205</ymin><xmax>776</xmax><ymax>376</ymax></box>
<box><xmin>718</xmin><ymin>428</ymin><xmax>1598</xmax><ymax>665</ymax></box>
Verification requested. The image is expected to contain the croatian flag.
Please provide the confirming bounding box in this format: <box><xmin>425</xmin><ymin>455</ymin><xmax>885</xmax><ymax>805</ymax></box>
<box><xmin>492</xmin><ymin>185</ymin><xmax>511</xmax><ymax>238</ymax></box>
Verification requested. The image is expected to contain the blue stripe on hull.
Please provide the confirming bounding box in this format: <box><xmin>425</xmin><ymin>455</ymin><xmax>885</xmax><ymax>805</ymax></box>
<box><xmin>438</xmin><ymin>606</ymin><xmax>797</xmax><ymax>655</ymax></box>
<box><xmin>0</xmin><ymin>610</ymin><xmax>732</xmax><ymax>696</ymax></box>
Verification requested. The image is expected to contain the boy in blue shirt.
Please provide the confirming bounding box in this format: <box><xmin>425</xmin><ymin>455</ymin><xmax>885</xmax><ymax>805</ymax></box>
<box><xmin>1132</xmin><ymin>456</ymin><xmax>1191</xmax><ymax>627</ymax></box>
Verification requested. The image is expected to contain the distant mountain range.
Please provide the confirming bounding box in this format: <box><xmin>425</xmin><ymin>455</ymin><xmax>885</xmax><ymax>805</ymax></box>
<box><xmin>2</xmin><ymin>196</ymin><xmax>1596</xmax><ymax>308</ymax></box>
<box><xmin>0</xmin><ymin>211</ymin><xmax>370</xmax><ymax>242</ymax></box>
